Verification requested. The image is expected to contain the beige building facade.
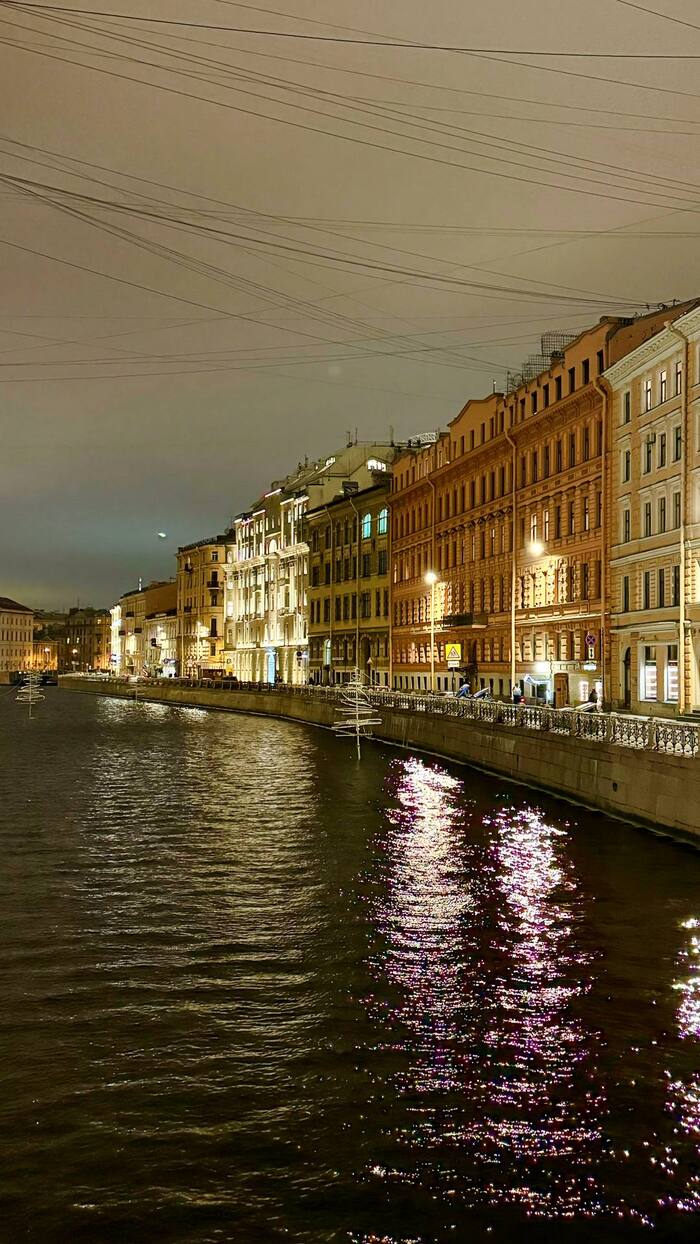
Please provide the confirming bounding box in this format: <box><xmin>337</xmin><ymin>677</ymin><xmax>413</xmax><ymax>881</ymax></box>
<box><xmin>112</xmin><ymin>581</ymin><xmax>177</xmax><ymax>675</ymax></box>
<box><xmin>0</xmin><ymin>597</ymin><xmax>34</xmax><ymax>676</ymax></box>
<box><xmin>176</xmin><ymin>538</ymin><xmax>227</xmax><ymax>674</ymax></box>
<box><xmin>606</xmin><ymin>304</ymin><xmax>700</xmax><ymax>717</ymax></box>
<box><xmin>306</xmin><ymin>480</ymin><xmax>391</xmax><ymax>686</ymax></box>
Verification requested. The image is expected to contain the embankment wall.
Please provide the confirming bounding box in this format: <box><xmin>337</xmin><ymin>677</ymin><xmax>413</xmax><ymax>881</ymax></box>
<box><xmin>59</xmin><ymin>678</ymin><xmax>700</xmax><ymax>843</ymax></box>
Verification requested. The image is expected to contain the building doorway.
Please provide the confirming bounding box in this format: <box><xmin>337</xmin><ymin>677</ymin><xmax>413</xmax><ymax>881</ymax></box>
<box><xmin>265</xmin><ymin>649</ymin><xmax>277</xmax><ymax>685</ymax></box>
<box><xmin>622</xmin><ymin>647</ymin><xmax>631</xmax><ymax>710</ymax></box>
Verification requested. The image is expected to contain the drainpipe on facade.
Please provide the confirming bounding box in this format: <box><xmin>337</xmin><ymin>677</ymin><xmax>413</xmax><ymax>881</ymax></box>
<box><xmin>665</xmin><ymin>319</ymin><xmax>689</xmax><ymax>716</ymax></box>
<box><xmin>593</xmin><ymin>375</ymin><xmax>610</xmax><ymax>709</ymax></box>
<box><xmin>505</xmin><ymin>424</ymin><xmax>518</xmax><ymax>695</ymax></box>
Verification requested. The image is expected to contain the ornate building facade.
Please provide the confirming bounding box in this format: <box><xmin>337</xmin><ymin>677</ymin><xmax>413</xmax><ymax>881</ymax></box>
<box><xmin>224</xmin><ymin>443</ymin><xmax>398</xmax><ymax>684</ymax></box>
<box><xmin>391</xmin><ymin>309</ymin><xmax>685</xmax><ymax>704</ymax></box>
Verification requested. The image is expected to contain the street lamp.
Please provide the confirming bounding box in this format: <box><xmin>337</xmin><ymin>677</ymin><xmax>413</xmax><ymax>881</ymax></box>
<box><xmin>424</xmin><ymin>570</ymin><xmax>438</xmax><ymax>693</ymax></box>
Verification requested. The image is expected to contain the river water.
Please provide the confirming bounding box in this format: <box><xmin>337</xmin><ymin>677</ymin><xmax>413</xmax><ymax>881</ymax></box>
<box><xmin>1</xmin><ymin>689</ymin><xmax>699</xmax><ymax>1243</ymax></box>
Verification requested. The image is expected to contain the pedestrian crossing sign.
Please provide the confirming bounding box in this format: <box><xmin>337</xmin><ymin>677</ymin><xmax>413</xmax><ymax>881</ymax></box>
<box><xmin>445</xmin><ymin>642</ymin><xmax>462</xmax><ymax>668</ymax></box>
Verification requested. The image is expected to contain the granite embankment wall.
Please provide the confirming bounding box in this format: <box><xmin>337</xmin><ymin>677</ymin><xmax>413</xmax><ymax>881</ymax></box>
<box><xmin>60</xmin><ymin>678</ymin><xmax>700</xmax><ymax>843</ymax></box>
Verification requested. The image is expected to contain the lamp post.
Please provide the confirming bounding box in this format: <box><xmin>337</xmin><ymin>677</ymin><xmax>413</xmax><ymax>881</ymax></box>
<box><xmin>424</xmin><ymin>570</ymin><xmax>438</xmax><ymax>693</ymax></box>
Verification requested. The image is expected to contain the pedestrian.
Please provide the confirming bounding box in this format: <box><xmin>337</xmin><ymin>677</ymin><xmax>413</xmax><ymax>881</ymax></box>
<box><xmin>457</xmin><ymin>680</ymin><xmax>470</xmax><ymax>699</ymax></box>
<box><xmin>512</xmin><ymin>685</ymin><xmax>522</xmax><ymax>705</ymax></box>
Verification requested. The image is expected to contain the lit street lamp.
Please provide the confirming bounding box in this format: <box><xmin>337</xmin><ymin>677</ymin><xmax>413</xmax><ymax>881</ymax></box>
<box><xmin>424</xmin><ymin>570</ymin><xmax>438</xmax><ymax>693</ymax></box>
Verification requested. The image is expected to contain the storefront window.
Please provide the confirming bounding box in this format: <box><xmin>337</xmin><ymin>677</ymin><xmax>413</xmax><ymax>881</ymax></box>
<box><xmin>642</xmin><ymin>645</ymin><xmax>657</xmax><ymax>700</ymax></box>
<box><xmin>665</xmin><ymin>644</ymin><xmax>679</xmax><ymax>702</ymax></box>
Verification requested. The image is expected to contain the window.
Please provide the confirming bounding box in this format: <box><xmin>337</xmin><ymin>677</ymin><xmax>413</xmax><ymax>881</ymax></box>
<box><xmin>532</xmin><ymin>450</ymin><xmax>538</xmax><ymax>482</ymax></box>
<box><xmin>568</xmin><ymin>500</ymin><xmax>576</xmax><ymax>535</ymax></box>
<box><xmin>672</xmin><ymin>564</ymin><xmax>680</xmax><ymax>606</ymax></box>
<box><xmin>623</xmin><ymin>509</ymin><xmax>631</xmax><ymax>542</ymax></box>
<box><xmin>643</xmin><ymin>439</ymin><xmax>653</xmax><ymax>473</ymax></box>
<box><xmin>543</xmin><ymin>445</ymin><xmax>550</xmax><ymax>477</ymax></box>
<box><xmin>583</xmin><ymin>496</ymin><xmax>590</xmax><ymax>531</ymax></box>
<box><xmin>658</xmin><ymin>432</ymin><xmax>666</xmax><ymax>467</ymax></box>
<box><xmin>361</xmin><ymin>513</ymin><xmax>372</xmax><ymax>539</ymax></box>
<box><xmin>622</xmin><ymin>449</ymin><xmax>631</xmax><ymax>482</ymax></box>
<box><xmin>658</xmin><ymin>496</ymin><xmax>666</xmax><ymax>533</ymax></box>
<box><xmin>556</xmin><ymin>439</ymin><xmax>562</xmax><ymax>472</ymax></box>
<box><xmin>660</xmin><ymin>370</ymin><xmax>667</xmax><ymax>402</ymax></box>
<box><xmin>597</xmin><ymin>349</ymin><xmax>604</xmax><ymax>374</ymax></box>
<box><xmin>569</xmin><ymin>433</ymin><xmax>576</xmax><ymax>467</ymax></box>
<box><xmin>543</xmin><ymin>383</ymin><xmax>549</xmax><ymax>408</ymax></box>
<box><xmin>623</xmin><ymin>391</ymin><xmax>631</xmax><ymax>423</ymax></box>
<box><xmin>360</xmin><ymin>592</ymin><xmax>371</xmax><ymax>619</ymax></box>
<box><xmin>568</xmin><ymin>366</ymin><xmax>575</xmax><ymax>393</ymax></box>
<box><xmin>555</xmin><ymin>375</ymin><xmax>562</xmax><ymax>401</ymax></box>
<box><xmin>581</xmin><ymin>563</ymin><xmax>590</xmax><ymax>599</ymax></box>
<box><xmin>666</xmin><ymin>644</ymin><xmax>679</xmax><ymax>701</ymax></box>
<box><xmin>658</xmin><ymin>568</ymin><xmax>665</xmax><ymax>608</ymax></box>
<box><xmin>642</xmin><ymin>645</ymin><xmax>657</xmax><ymax>700</ymax></box>
<box><xmin>673</xmin><ymin>426</ymin><xmax>682</xmax><ymax>461</ymax></box>
<box><xmin>531</xmin><ymin>392</ymin><xmax>538</xmax><ymax>414</ymax></box>
<box><xmin>643</xmin><ymin>571</ymin><xmax>651</xmax><ymax>610</ymax></box>
<box><xmin>643</xmin><ymin>378</ymin><xmax>653</xmax><ymax>411</ymax></box>
<box><xmin>378</xmin><ymin>549</ymin><xmax>388</xmax><ymax>575</ymax></box>
<box><xmin>675</xmin><ymin>359</ymin><xmax>682</xmax><ymax>394</ymax></box>
<box><xmin>544</xmin><ymin>509</ymin><xmax>550</xmax><ymax>540</ymax></box>
<box><xmin>520</xmin><ymin>456</ymin><xmax>527</xmax><ymax>487</ymax></box>
<box><xmin>377</xmin><ymin>507</ymin><xmax>388</xmax><ymax>535</ymax></box>
<box><xmin>622</xmin><ymin>575</ymin><xmax>630</xmax><ymax>612</ymax></box>
<box><xmin>530</xmin><ymin>512</ymin><xmax>538</xmax><ymax>542</ymax></box>
<box><xmin>555</xmin><ymin>505</ymin><xmax>561</xmax><ymax>538</ymax></box>
<box><xmin>673</xmin><ymin>491</ymin><xmax>681</xmax><ymax>528</ymax></box>
<box><xmin>583</xmin><ymin>426</ymin><xmax>590</xmax><ymax>461</ymax></box>
<box><xmin>644</xmin><ymin>501</ymin><xmax>652</xmax><ymax>537</ymax></box>
<box><xmin>582</xmin><ymin>359</ymin><xmax>590</xmax><ymax>384</ymax></box>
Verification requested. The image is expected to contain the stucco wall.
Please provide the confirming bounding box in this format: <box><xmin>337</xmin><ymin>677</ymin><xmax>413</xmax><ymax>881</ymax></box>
<box><xmin>59</xmin><ymin>678</ymin><xmax>700</xmax><ymax>842</ymax></box>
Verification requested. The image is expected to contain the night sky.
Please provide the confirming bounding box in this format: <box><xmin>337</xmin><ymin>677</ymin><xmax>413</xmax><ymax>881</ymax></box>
<box><xmin>2</xmin><ymin>0</ymin><xmax>699</xmax><ymax>608</ymax></box>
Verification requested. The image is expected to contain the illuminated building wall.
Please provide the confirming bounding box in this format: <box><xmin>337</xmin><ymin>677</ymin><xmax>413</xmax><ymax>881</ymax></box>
<box><xmin>606</xmin><ymin>302</ymin><xmax>700</xmax><ymax>717</ymax></box>
<box><xmin>176</xmin><ymin>538</ymin><xmax>227</xmax><ymax>675</ymax></box>
<box><xmin>305</xmin><ymin>479</ymin><xmax>391</xmax><ymax>686</ymax></box>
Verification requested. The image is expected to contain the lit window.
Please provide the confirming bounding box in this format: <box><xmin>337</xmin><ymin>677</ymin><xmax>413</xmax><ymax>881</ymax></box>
<box><xmin>361</xmin><ymin>512</ymin><xmax>372</xmax><ymax>539</ymax></box>
<box><xmin>666</xmin><ymin>645</ymin><xmax>679</xmax><ymax>701</ymax></box>
<box><xmin>642</xmin><ymin>645</ymin><xmax>657</xmax><ymax>700</ymax></box>
<box><xmin>366</xmin><ymin>458</ymin><xmax>387</xmax><ymax>472</ymax></box>
<box><xmin>377</xmin><ymin>507</ymin><xmax>388</xmax><ymax>535</ymax></box>
<box><xmin>643</xmin><ymin>378</ymin><xmax>653</xmax><ymax>411</ymax></box>
<box><xmin>660</xmin><ymin>370</ymin><xmax>667</xmax><ymax>402</ymax></box>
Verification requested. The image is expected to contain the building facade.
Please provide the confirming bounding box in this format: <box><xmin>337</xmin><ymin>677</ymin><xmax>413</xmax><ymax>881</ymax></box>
<box><xmin>176</xmin><ymin>538</ymin><xmax>227</xmax><ymax>675</ymax></box>
<box><xmin>0</xmin><ymin>597</ymin><xmax>34</xmax><ymax>676</ymax></box>
<box><xmin>306</xmin><ymin>480</ymin><xmax>391</xmax><ymax>685</ymax></box>
<box><xmin>606</xmin><ymin>304</ymin><xmax>700</xmax><ymax>716</ymax></box>
<box><xmin>391</xmin><ymin>309</ymin><xmax>688</xmax><ymax>703</ymax></box>
<box><xmin>62</xmin><ymin>607</ymin><xmax>112</xmax><ymax>672</ymax></box>
<box><xmin>224</xmin><ymin>442</ymin><xmax>398</xmax><ymax>684</ymax></box>
<box><xmin>112</xmin><ymin>582</ymin><xmax>177</xmax><ymax>675</ymax></box>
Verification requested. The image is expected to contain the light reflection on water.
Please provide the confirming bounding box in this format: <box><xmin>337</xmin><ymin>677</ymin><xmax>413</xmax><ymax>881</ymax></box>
<box><xmin>2</xmin><ymin>692</ymin><xmax>700</xmax><ymax>1242</ymax></box>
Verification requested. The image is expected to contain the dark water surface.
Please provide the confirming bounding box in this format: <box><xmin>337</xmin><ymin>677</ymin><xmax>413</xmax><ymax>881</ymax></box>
<box><xmin>1</xmin><ymin>690</ymin><xmax>699</xmax><ymax>1243</ymax></box>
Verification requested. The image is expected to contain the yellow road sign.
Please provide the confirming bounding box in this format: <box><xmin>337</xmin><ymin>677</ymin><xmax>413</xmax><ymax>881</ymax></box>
<box><xmin>445</xmin><ymin>642</ymin><xmax>462</xmax><ymax>666</ymax></box>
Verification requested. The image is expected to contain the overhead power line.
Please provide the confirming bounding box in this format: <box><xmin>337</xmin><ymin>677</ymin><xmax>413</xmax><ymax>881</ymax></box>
<box><xmin>3</xmin><ymin>2</ymin><xmax>700</xmax><ymax>55</ymax></box>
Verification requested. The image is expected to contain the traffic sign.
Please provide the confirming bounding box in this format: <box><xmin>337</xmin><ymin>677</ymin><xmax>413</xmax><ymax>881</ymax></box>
<box><xmin>585</xmin><ymin>631</ymin><xmax>596</xmax><ymax>648</ymax></box>
<box><xmin>445</xmin><ymin>642</ymin><xmax>462</xmax><ymax>669</ymax></box>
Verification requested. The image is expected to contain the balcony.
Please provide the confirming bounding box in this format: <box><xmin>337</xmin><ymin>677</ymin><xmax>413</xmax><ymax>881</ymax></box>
<box><xmin>183</xmin><ymin>605</ymin><xmax>192</xmax><ymax>613</ymax></box>
<box><xmin>206</xmin><ymin>578</ymin><xmax>220</xmax><ymax>588</ymax></box>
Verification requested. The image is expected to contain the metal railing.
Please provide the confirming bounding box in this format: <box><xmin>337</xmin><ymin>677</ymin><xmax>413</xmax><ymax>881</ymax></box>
<box><xmin>63</xmin><ymin>675</ymin><xmax>700</xmax><ymax>758</ymax></box>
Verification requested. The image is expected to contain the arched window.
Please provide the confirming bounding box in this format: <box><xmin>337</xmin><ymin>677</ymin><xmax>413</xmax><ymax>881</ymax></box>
<box><xmin>378</xmin><ymin>507</ymin><xmax>388</xmax><ymax>535</ymax></box>
<box><xmin>361</xmin><ymin>512</ymin><xmax>372</xmax><ymax>539</ymax></box>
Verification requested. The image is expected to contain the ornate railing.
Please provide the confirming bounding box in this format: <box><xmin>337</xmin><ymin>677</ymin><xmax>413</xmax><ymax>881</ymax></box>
<box><xmin>63</xmin><ymin>675</ymin><xmax>700</xmax><ymax>758</ymax></box>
